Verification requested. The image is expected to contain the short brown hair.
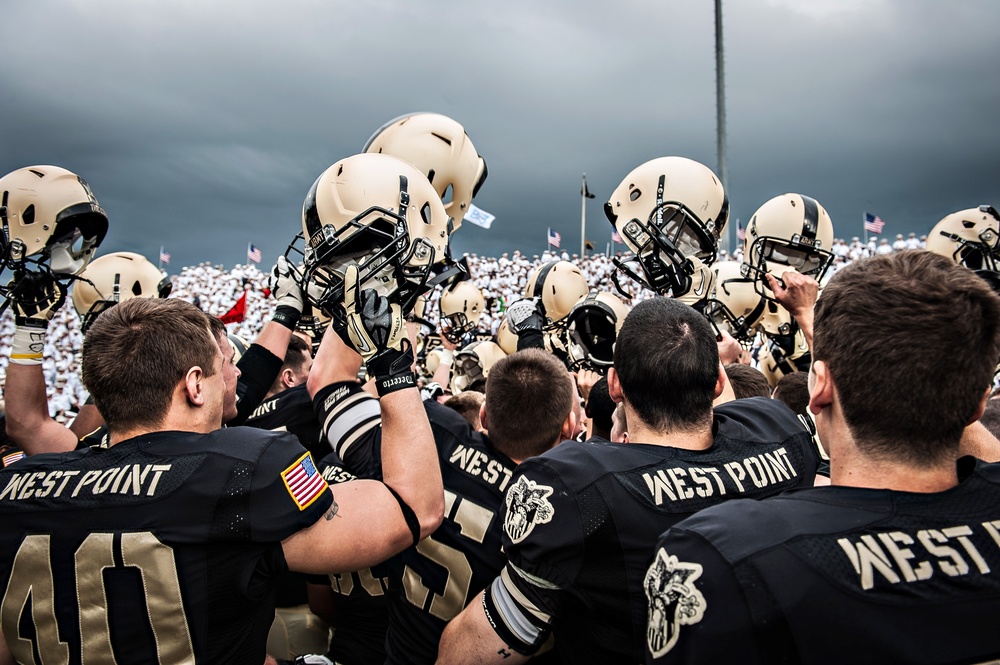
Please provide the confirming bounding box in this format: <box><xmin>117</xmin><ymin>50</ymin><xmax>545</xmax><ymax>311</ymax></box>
<box><xmin>485</xmin><ymin>349</ymin><xmax>575</xmax><ymax>460</ymax></box>
<box><xmin>813</xmin><ymin>251</ymin><xmax>1000</xmax><ymax>464</ymax></box>
<box><xmin>772</xmin><ymin>371</ymin><xmax>810</xmax><ymax>418</ymax></box>
<box><xmin>444</xmin><ymin>391</ymin><xmax>485</xmax><ymax>430</ymax></box>
<box><xmin>268</xmin><ymin>335</ymin><xmax>312</xmax><ymax>395</ymax></box>
<box><xmin>82</xmin><ymin>298</ymin><xmax>218</xmax><ymax>433</ymax></box>
<box><xmin>724</xmin><ymin>363</ymin><xmax>771</xmax><ymax>399</ymax></box>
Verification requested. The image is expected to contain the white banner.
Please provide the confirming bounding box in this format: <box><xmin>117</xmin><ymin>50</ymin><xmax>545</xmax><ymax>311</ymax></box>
<box><xmin>463</xmin><ymin>203</ymin><xmax>495</xmax><ymax>230</ymax></box>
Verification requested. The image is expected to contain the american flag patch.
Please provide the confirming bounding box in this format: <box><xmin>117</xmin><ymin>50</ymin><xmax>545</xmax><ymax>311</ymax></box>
<box><xmin>2</xmin><ymin>451</ymin><xmax>25</xmax><ymax>467</ymax></box>
<box><xmin>281</xmin><ymin>453</ymin><xmax>329</xmax><ymax>511</ymax></box>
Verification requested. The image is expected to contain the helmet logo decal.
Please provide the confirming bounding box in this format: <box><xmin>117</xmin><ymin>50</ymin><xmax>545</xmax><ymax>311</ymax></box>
<box><xmin>800</xmin><ymin>195</ymin><xmax>819</xmax><ymax>241</ymax></box>
<box><xmin>503</xmin><ymin>476</ymin><xmax>555</xmax><ymax>544</ymax></box>
<box><xmin>644</xmin><ymin>549</ymin><xmax>706</xmax><ymax>658</ymax></box>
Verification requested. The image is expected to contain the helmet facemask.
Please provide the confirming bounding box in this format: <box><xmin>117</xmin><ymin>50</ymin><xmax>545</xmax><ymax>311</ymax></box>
<box><xmin>566</xmin><ymin>301</ymin><xmax>618</xmax><ymax>372</ymax></box>
<box><xmin>701</xmin><ymin>275</ymin><xmax>763</xmax><ymax>348</ymax></box>
<box><xmin>742</xmin><ymin>233</ymin><xmax>833</xmax><ymax>302</ymax></box>
<box><xmin>607</xmin><ymin>175</ymin><xmax>727</xmax><ymax>297</ymax></box>
<box><xmin>302</xmin><ymin>174</ymin><xmax>435</xmax><ymax>317</ymax></box>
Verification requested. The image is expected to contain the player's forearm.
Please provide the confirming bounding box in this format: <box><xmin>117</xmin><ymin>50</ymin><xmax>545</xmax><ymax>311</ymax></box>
<box><xmin>5</xmin><ymin>363</ymin><xmax>77</xmax><ymax>453</ymax></box>
<box><xmin>307</xmin><ymin>326</ymin><xmax>363</xmax><ymax>399</ymax></box>
<box><xmin>378</xmin><ymin>388</ymin><xmax>444</xmax><ymax>538</ymax></box>
<box><xmin>252</xmin><ymin>320</ymin><xmax>293</xmax><ymax>362</ymax></box>
<box><xmin>436</xmin><ymin>598</ymin><xmax>529</xmax><ymax>665</ymax></box>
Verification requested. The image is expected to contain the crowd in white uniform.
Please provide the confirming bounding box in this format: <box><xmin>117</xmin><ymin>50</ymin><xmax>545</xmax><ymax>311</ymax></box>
<box><xmin>0</xmin><ymin>233</ymin><xmax>924</xmax><ymax>423</ymax></box>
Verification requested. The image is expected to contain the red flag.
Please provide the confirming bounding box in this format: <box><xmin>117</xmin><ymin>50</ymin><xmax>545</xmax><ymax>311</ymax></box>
<box><xmin>220</xmin><ymin>291</ymin><xmax>247</xmax><ymax>324</ymax></box>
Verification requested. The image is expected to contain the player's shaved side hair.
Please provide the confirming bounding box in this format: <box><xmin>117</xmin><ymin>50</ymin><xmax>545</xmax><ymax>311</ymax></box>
<box><xmin>82</xmin><ymin>298</ymin><xmax>218</xmax><ymax>433</ymax></box>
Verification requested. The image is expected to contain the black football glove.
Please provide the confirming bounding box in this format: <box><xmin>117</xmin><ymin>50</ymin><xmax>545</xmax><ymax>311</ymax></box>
<box><xmin>9</xmin><ymin>270</ymin><xmax>67</xmax><ymax>326</ymax></box>
<box><xmin>341</xmin><ymin>265</ymin><xmax>416</xmax><ymax>396</ymax></box>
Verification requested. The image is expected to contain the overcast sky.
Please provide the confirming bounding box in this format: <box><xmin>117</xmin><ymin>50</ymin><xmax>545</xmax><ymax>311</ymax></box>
<box><xmin>2</xmin><ymin>0</ymin><xmax>998</xmax><ymax>269</ymax></box>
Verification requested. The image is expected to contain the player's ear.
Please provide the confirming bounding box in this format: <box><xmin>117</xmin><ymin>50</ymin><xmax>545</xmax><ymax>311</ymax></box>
<box><xmin>607</xmin><ymin>368</ymin><xmax>624</xmax><ymax>403</ymax></box>
<box><xmin>808</xmin><ymin>361</ymin><xmax>833</xmax><ymax>415</ymax></box>
<box><xmin>479</xmin><ymin>403</ymin><xmax>489</xmax><ymax>432</ymax></box>
<box><xmin>560</xmin><ymin>408</ymin><xmax>577</xmax><ymax>441</ymax></box>
<box><xmin>967</xmin><ymin>387</ymin><xmax>992</xmax><ymax>425</ymax></box>
<box><xmin>184</xmin><ymin>366</ymin><xmax>205</xmax><ymax>407</ymax></box>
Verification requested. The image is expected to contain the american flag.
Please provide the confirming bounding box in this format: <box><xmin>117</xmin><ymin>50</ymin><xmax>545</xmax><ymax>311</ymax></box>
<box><xmin>547</xmin><ymin>228</ymin><xmax>561</xmax><ymax>249</ymax></box>
<box><xmin>612</xmin><ymin>230</ymin><xmax>623</xmax><ymax>244</ymax></box>
<box><xmin>247</xmin><ymin>243</ymin><xmax>262</xmax><ymax>264</ymax></box>
<box><xmin>159</xmin><ymin>247</ymin><xmax>170</xmax><ymax>265</ymax></box>
<box><xmin>736</xmin><ymin>220</ymin><xmax>746</xmax><ymax>242</ymax></box>
<box><xmin>864</xmin><ymin>213</ymin><xmax>885</xmax><ymax>234</ymax></box>
<box><xmin>281</xmin><ymin>453</ymin><xmax>329</xmax><ymax>510</ymax></box>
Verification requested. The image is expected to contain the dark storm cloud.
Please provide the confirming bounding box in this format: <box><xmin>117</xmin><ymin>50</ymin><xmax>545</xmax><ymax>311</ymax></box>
<box><xmin>1</xmin><ymin>0</ymin><xmax>998</xmax><ymax>267</ymax></box>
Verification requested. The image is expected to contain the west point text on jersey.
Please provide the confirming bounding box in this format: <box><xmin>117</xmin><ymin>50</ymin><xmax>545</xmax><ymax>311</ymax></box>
<box><xmin>1</xmin><ymin>464</ymin><xmax>173</xmax><ymax>501</ymax></box>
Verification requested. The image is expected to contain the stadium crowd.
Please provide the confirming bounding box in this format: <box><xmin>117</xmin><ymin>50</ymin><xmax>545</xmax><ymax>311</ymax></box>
<box><xmin>0</xmin><ymin>234</ymin><xmax>927</xmax><ymax>424</ymax></box>
<box><xmin>1</xmin><ymin>112</ymin><xmax>998</xmax><ymax>665</ymax></box>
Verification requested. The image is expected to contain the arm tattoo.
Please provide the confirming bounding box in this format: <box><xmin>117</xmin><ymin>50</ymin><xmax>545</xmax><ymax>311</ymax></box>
<box><xmin>498</xmin><ymin>648</ymin><xmax>512</xmax><ymax>659</ymax></box>
<box><xmin>324</xmin><ymin>496</ymin><xmax>340</xmax><ymax>520</ymax></box>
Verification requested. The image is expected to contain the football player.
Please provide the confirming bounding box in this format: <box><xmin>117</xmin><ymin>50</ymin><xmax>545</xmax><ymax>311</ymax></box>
<box><xmin>313</xmin><ymin>331</ymin><xmax>575</xmax><ymax>663</ymax></box>
<box><xmin>438</xmin><ymin>297</ymin><xmax>821</xmax><ymax>664</ymax></box>
<box><xmin>0</xmin><ymin>270</ymin><xmax>443</xmax><ymax>663</ymax></box>
<box><xmin>644</xmin><ymin>251</ymin><xmax>1000</xmax><ymax>663</ymax></box>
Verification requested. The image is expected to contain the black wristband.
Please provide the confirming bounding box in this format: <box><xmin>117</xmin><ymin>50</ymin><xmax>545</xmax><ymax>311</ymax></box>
<box><xmin>271</xmin><ymin>305</ymin><xmax>302</xmax><ymax>331</ymax></box>
<box><xmin>375</xmin><ymin>371</ymin><xmax>417</xmax><ymax>397</ymax></box>
<box><xmin>14</xmin><ymin>316</ymin><xmax>49</xmax><ymax>330</ymax></box>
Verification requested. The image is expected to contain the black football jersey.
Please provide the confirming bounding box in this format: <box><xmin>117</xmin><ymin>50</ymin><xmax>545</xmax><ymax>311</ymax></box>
<box><xmin>246</xmin><ymin>385</ymin><xmax>328</xmax><ymax>462</ymax></box>
<box><xmin>645</xmin><ymin>458</ymin><xmax>1000</xmax><ymax>664</ymax></box>
<box><xmin>312</xmin><ymin>452</ymin><xmax>390</xmax><ymax>665</ymax></box>
<box><xmin>314</xmin><ymin>383</ymin><xmax>517</xmax><ymax>665</ymax></box>
<box><xmin>0</xmin><ymin>427</ymin><xmax>331</xmax><ymax>665</ymax></box>
<box><xmin>486</xmin><ymin>396</ymin><xmax>820</xmax><ymax>664</ymax></box>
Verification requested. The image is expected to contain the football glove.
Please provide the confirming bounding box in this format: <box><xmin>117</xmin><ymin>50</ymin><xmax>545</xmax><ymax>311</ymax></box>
<box><xmin>267</xmin><ymin>256</ymin><xmax>304</xmax><ymax>329</ymax></box>
<box><xmin>9</xmin><ymin>270</ymin><xmax>67</xmax><ymax>325</ymax></box>
<box><xmin>341</xmin><ymin>265</ymin><xmax>416</xmax><ymax>396</ymax></box>
<box><xmin>505</xmin><ymin>297</ymin><xmax>545</xmax><ymax>335</ymax></box>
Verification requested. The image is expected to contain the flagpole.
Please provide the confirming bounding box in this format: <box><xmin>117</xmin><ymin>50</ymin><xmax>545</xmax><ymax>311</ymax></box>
<box><xmin>158</xmin><ymin>245</ymin><xmax>163</xmax><ymax>270</ymax></box>
<box><xmin>863</xmin><ymin>211</ymin><xmax>868</xmax><ymax>246</ymax></box>
<box><xmin>580</xmin><ymin>174</ymin><xmax>587</xmax><ymax>258</ymax></box>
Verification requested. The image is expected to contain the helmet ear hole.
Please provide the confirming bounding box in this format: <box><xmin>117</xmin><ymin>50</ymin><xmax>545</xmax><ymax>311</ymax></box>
<box><xmin>420</xmin><ymin>202</ymin><xmax>433</xmax><ymax>225</ymax></box>
<box><xmin>131</xmin><ymin>280</ymin><xmax>143</xmax><ymax>296</ymax></box>
<box><xmin>441</xmin><ymin>183</ymin><xmax>453</xmax><ymax>205</ymax></box>
<box><xmin>22</xmin><ymin>205</ymin><xmax>35</xmax><ymax>225</ymax></box>
<box><xmin>629</xmin><ymin>189</ymin><xmax>641</xmax><ymax>202</ymax></box>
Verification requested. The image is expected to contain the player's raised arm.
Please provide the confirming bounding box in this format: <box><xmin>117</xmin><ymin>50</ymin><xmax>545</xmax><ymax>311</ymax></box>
<box><xmin>4</xmin><ymin>270</ymin><xmax>79</xmax><ymax>454</ymax></box>
<box><xmin>283</xmin><ymin>266</ymin><xmax>443</xmax><ymax>573</ymax></box>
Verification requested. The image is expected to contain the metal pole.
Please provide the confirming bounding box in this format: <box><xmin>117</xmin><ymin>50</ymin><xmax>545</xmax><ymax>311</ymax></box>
<box><xmin>715</xmin><ymin>0</ymin><xmax>729</xmax><ymax>251</ymax></box>
<box><xmin>581</xmin><ymin>173</ymin><xmax>587</xmax><ymax>258</ymax></box>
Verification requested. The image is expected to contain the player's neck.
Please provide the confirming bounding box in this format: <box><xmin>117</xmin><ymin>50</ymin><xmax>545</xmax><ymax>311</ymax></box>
<box><xmin>624</xmin><ymin>408</ymin><xmax>713</xmax><ymax>451</ymax></box>
<box><xmin>829</xmin><ymin>441</ymin><xmax>959</xmax><ymax>493</ymax></box>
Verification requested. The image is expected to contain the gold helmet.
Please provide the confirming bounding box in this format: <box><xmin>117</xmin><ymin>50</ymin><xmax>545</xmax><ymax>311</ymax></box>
<box><xmin>363</xmin><ymin>112</ymin><xmax>488</xmax><ymax>234</ymax></box>
<box><xmin>301</xmin><ymin>153</ymin><xmax>449</xmax><ymax>316</ymax></box>
<box><xmin>495</xmin><ymin>317</ymin><xmax>519</xmax><ymax>355</ymax></box>
<box><xmin>439</xmin><ymin>280</ymin><xmax>485</xmax><ymax>343</ymax></box>
<box><xmin>524</xmin><ymin>260</ymin><xmax>589</xmax><ymax>324</ymax></box>
<box><xmin>925</xmin><ymin>206</ymin><xmax>1000</xmax><ymax>288</ymax></box>
<box><xmin>72</xmin><ymin>252</ymin><xmax>172</xmax><ymax>332</ymax></box>
<box><xmin>604</xmin><ymin>156</ymin><xmax>728</xmax><ymax>296</ymax></box>
<box><xmin>757</xmin><ymin>330</ymin><xmax>811</xmax><ymax>389</ymax></box>
<box><xmin>227</xmin><ymin>333</ymin><xmax>251</xmax><ymax>365</ymax></box>
<box><xmin>564</xmin><ymin>292</ymin><xmax>630</xmax><ymax>372</ymax></box>
<box><xmin>742</xmin><ymin>193</ymin><xmax>834</xmax><ymax>301</ymax></box>
<box><xmin>0</xmin><ymin>165</ymin><xmax>108</xmax><ymax>275</ymax></box>
<box><xmin>703</xmin><ymin>261</ymin><xmax>764</xmax><ymax>345</ymax></box>
<box><xmin>451</xmin><ymin>340</ymin><xmax>506</xmax><ymax>394</ymax></box>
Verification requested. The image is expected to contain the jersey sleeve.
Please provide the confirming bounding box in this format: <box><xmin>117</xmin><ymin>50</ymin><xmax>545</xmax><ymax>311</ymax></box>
<box><xmin>645</xmin><ymin>528</ymin><xmax>760</xmax><ymax>665</ymax></box>
<box><xmin>248</xmin><ymin>432</ymin><xmax>333</xmax><ymax>542</ymax></box>
<box><xmin>312</xmin><ymin>381</ymin><xmax>383</xmax><ymax>479</ymax></box>
<box><xmin>231</xmin><ymin>343</ymin><xmax>284</xmax><ymax>426</ymax></box>
<box><xmin>481</xmin><ymin>458</ymin><xmax>585</xmax><ymax>654</ymax></box>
